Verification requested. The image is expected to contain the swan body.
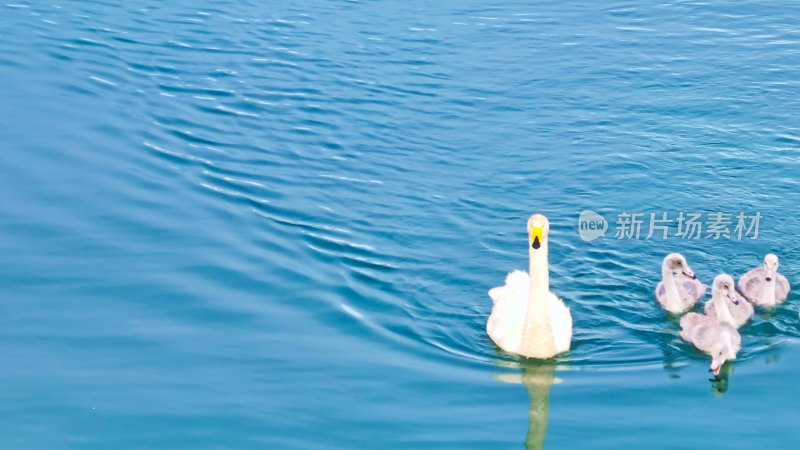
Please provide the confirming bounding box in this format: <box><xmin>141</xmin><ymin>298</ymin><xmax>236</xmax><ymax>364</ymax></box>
<box><xmin>488</xmin><ymin>271</ymin><xmax>572</xmax><ymax>356</ymax></box>
<box><xmin>738</xmin><ymin>254</ymin><xmax>790</xmax><ymax>307</ymax></box>
<box><xmin>655</xmin><ymin>253</ymin><xmax>705</xmax><ymax>314</ymax></box>
<box><xmin>487</xmin><ymin>214</ymin><xmax>572</xmax><ymax>359</ymax></box>
<box><xmin>680</xmin><ymin>274</ymin><xmax>742</xmax><ymax>375</ymax></box>
<box><xmin>703</xmin><ymin>291</ymin><xmax>752</xmax><ymax>328</ymax></box>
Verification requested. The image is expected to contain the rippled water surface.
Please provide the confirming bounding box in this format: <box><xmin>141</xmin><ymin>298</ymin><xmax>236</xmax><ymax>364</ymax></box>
<box><xmin>2</xmin><ymin>0</ymin><xmax>800</xmax><ymax>447</ymax></box>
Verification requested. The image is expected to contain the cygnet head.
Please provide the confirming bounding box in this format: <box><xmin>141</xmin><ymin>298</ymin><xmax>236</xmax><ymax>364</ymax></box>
<box><xmin>527</xmin><ymin>214</ymin><xmax>550</xmax><ymax>250</ymax></box>
<box><xmin>712</xmin><ymin>274</ymin><xmax>738</xmax><ymax>305</ymax></box>
<box><xmin>763</xmin><ymin>253</ymin><xmax>779</xmax><ymax>282</ymax></box>
<box><xmin>709</xmin><ymin>333</ymin><xmax>738</xmax><ymax>376</ymax></box>
<box><xmin>662</xmin><ymin>253</ymin><xmax>696</xmax><ymax>279</ymax></box>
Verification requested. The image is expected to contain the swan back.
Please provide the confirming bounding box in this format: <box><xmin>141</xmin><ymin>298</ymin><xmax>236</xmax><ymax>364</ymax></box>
<box><xmin>680</xmin><ymin>314</ymin><xmax>741</xmax><ymax>373</ymax></box>
<box><xmin>655</xmin><ymin>273</ymin><xmax>705</xmax><ymax>313</ymax></box>
<box><xmin>655</xmin><ymin>253</ymin><xmax>705</xmax><ymax>313</ymax></box>
<box><xmin>739</xmin><ymin>267</ymin><xmax>790</xmax><ymax>306</ymax></box>
<box><xmin>703</xmin><ymin>292</ymin><xmax>753</xmax><ymax>328</ymax></box>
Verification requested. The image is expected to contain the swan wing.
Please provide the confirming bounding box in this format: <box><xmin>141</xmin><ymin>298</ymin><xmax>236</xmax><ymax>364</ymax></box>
<box><xmin>737</xmin><ymin>293</ymin><xmax>754</xmax><ymax>324</ymax></box>
<box><xmin>548</xmin><ymin>292</ymin><xmax>572</xmax><ymax>354</ymax></box>
<box><xmin>679</xmin><ymin>312</ymin><xmax>712</xmax><ymax>343</ymax></box>
<box><xmin>487</xmin><ymin>270</ymin><xmax>529</xmax><ymax>353</ymax></box>
<box><xmin>738</xmin><ymin>267</ymin><xmax>765</xmax><ymax>303</ymax></box>
<box><xmin>686</xmin><ymin>322</ymin><xmax>722</xmax><ymax>354</ymax></box>
<box><xmin>676</xmin><ymin>273</ymin><xmax>705</xmax><ymax>306</ymax></box>
<box><xmin>776</xmin><ymin>274</ymin><xmax>791</xmax><ymax>302</ymax></box>
<box><xmin>655</xmin><ymin>281</ymin><xmax>668</xmax><ymax>307</ymax></box>
<box><xmin>730</xmin><ymin>324</ymin><xmax>742</xmax><ymax>352</ymax></box>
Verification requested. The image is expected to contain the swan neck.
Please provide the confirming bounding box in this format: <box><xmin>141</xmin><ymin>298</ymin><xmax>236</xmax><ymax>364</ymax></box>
<box><xmin>712</xmin><ymin>291</ymin><xmax>735</xmax><ymax>325</ymax></box>
<box><xmin>762</xmin><ymin>279</ymin><xmax>777</xmax><ymax>303</ymax></box>
<box><xmin>529</xmin><ymin>242</ymin><xmax>550</xmax><ymax>297</ymax></box>
<box><xmin>520</xmin><ymin>240</ymin><xmax>555</xmax><ymax>357</ymax></box>
<box><xmin>662</xmin><ymin>268</ymin><xmax>681</xmax><ymax>309</ymax></box>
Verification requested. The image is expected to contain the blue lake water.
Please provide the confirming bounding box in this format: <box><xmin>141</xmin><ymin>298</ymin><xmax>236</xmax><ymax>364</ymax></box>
<box><xmin>1</xmin><ymin>0</ymin><xmax>799</xmax><ymax>447</ymax></box>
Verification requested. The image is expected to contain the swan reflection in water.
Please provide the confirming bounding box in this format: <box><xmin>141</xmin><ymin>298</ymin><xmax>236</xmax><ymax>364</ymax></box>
<box><xmin>496</xmin><ymin>362</ymin><xmax>560</xmax><ymax>450</ymax></box>
<box><xmin>710</xmin><ymin>361</ymin><xmax>734</xmax><ymax>397</ymax></box>
<box><xmin>709</xmin><ymin>342</ymin><xmax>782</xmax><ymax>396</ymax></box>
<box><xmin>660</xmin><ymin>334</ymin><xmax>736</xmax><ymax>396</ymax></box>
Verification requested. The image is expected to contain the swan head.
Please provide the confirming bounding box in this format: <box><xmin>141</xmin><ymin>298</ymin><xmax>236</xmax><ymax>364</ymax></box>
<box><xmin>763</xmin><ymin>253</ymin><xmax>779</xmax><ymax>282</ymax></box>
<box><xmin>710</xmin><ymin>337</ymin><xmax>737</xmax><ymax>376</ymax></box>
<box><xmin>662</xmin><ymin>253</ymin><xmax>696</xmax><ymax>279</ymax></box>
<box><xmin>712</xmin><ymin>274</ymin><xmax>738</xmax><ymax>305</ymax></box>
<box><xmin>527</xmin><ymin>214</ymin><xmax>550</xmax><ymax>250</ymax></box>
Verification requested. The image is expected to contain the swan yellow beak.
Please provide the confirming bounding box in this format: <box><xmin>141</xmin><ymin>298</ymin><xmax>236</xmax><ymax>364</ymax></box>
<box><xmin>530</xmin><ymin>226</ymin><xmax>543</xmax><ymax>249</ymax></box>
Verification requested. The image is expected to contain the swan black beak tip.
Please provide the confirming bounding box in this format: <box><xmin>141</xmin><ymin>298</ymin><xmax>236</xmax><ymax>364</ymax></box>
<box><xmin>532</xmin><ymin>236</ymin><xmax>541</xmax><ymax>249</ymax></box>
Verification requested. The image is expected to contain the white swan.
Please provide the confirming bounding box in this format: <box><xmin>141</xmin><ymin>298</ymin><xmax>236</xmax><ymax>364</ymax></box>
<box><xmin>738</xmin><ymin>253</ymin><xmax>790</xmax><ymax>307</ymax></box>
<box><xmin>487</xmin><ymin>214</ymin><xmax>572</xmax><ymax>359</ymax></box>
<box><xmin>680</xmin><ymin>274</ymin><xmax>742</xmax><ymax>375</ymax></box>
<box><xmin>703</xmin><ymin>290</ymin><xmax>752</xmax><ymax>328</ymax></box>
<box><xmin>655</xmin><ymin>253</ymin><xmax>706</xmax><ymax>314</ymax></box>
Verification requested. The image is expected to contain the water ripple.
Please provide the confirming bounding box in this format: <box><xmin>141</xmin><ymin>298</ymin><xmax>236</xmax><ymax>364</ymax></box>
<box><xmin>3</xmin><ymin>0</ymin><xmax>800</xmax><ymax>444</ymax></box>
